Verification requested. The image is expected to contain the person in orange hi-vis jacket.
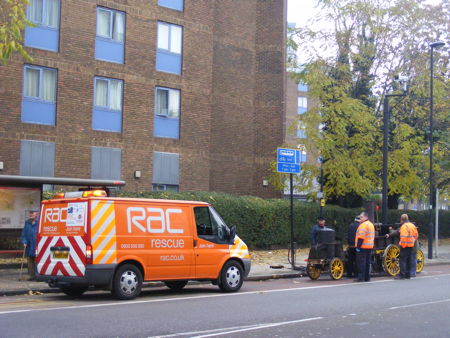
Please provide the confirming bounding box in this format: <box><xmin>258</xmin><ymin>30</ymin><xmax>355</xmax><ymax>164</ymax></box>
<box><xmin>396</xmin><ymin>214</ymin><xmax>418</xmax><ymax>279</ymax></box>
<box><xmin>355</xmin><ymin>212</ymin><xmax>375</xmax><ymax>282</ymax></box>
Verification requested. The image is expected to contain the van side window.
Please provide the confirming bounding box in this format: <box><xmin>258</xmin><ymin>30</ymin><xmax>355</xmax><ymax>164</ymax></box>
<box><xmin>194</xmin><ymin>206</ymin><xmax>229</xmax><ymax>243</ymax></box>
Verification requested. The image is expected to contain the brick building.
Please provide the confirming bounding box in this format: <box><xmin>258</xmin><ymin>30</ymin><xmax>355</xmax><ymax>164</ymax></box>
<box><xmin>0</xmin><ymin>0</ymin><xmax>286</xmax><ymax>198</ymax></box>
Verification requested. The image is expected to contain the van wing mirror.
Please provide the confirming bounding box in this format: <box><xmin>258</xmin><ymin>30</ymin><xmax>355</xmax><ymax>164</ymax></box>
<box><xmin>229</xmin><ymin>226</ymin><xmax>236</xmax><ymax>243</ymax></box>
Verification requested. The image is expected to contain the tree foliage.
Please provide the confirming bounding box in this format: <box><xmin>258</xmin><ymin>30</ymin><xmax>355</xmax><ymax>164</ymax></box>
<box><xmin>0</xmin><ymin>0</ymin><xmax>32</xmax><ymax>63</ymax></box>
<box><xmin>286</xmin><ymin>0</ymin><xmax>449</xmax><ymax>207</ymax></box>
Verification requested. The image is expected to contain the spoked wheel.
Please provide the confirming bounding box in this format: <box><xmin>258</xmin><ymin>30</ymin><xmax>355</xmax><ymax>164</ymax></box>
<box><xmin>383</xmin><ymin>244</ymin><xmax>400</xmax><ymax>276</ymax></box>
<box><xmin>329</xmin><ymin>258</ymin><xmax>344</xmax><ymax>280</ymax></box>
<box><xmin>416</xmin><ymin>248</ymin><xmax>424</xmax><ymax>273</ymax></box>
<box><xmin>306</xmin><ymin>263</ymin><xmax>321</xmax><ymax>280</ymax></box>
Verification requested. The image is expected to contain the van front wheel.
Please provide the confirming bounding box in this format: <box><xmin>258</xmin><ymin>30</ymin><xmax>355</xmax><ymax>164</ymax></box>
<box><xmin>218</xmin><ymin>260</ymin><xmax>243</xmax><ymax>293</ymax></box>
<box><xmin>113</xmin><ymin>264</ymin><xmax>143</xmax><ymax>300</ymax></box>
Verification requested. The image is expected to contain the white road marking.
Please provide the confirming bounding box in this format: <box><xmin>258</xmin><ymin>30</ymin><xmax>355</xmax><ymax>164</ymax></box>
<box><xmin>191</xmin><ymin>317</ymin><xmax>323</xmax><ymax>338</ymax></box>
<box><xmin>0</xmin><ymin>273</ymin><xmax>449</xmax><ymax>316</ymax></box>
<box><xmin>389</xmin><ymin>298</ymin><xmax>450</xmax><ymax>310</ymax></box>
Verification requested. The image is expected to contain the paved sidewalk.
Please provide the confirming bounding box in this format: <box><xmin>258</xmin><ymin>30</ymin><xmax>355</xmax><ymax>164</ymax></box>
<box><xmin>1</xmin><ymin>245</ymin><xmax>449</xmax><ymax>297</ymax></box>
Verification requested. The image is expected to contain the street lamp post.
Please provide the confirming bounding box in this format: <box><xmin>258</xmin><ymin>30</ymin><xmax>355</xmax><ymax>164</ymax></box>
<box><xmin>428</xmin><ymin>41</ymin><xmax>445</xmax><ymax>260</ymax></box>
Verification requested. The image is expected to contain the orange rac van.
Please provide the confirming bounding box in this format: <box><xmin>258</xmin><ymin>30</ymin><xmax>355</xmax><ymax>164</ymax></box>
<box><xmin>35</xmin><ymin>190</ymin><xmax>251</xmax><ymax>300</ymax></box>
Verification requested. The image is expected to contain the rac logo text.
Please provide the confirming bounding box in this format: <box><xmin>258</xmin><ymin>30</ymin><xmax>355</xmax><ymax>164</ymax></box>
<box><xmin>126</xmin><ymin>207</ymin><xmax>184</xmax><ymax>234</ymax></box>
<box><xmin>44</xmin><ymin>207</ymin><xmax>67</xmax><ymax>223</ymax></box>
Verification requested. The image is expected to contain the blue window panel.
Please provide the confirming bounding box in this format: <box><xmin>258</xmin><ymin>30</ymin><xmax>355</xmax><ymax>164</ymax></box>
<box><xmin>25</xmin><ymin>26</ymin><xmax>59</xmax><ymax>51</ymax></box>
<box><xmin>296</xmin><ymin>130</ymin><xmax>306</xmax><ymax>138</ymax></box>
<box><xmin>156</xmin><ymin>50</ymin><xmax>182</xmax><ymax>75</ymax></box>
<box><xmin>91</xmin><ymin>147</ymin><xmax>121</xmax><ymax>180</ymax></box>
<box><xmin>158</xmin><ymin>0</ymin><xmax>184</xmax><ymax>11</ymax></box>
<box><xmin>92</xmin><ymin>107</ymin><xmax>122</xmax><ymax>132</ymax></box>
<box><xmin>298</xmin><ymin>83</ymin><xmax>308</xmax><ymax>92</ymax></box>
<box><xmin>20</xmin><ymin>140</ymin><xmax>55</xmax><ymax>177</ymax></box>
<box><xmin>95</xmin><ymin>38</ymin><xmax>124</xmax><ymax>63</ymax></box>
<box><xmin>154</xmin><ymin>115</ymin><xmax>179</xmax><ymax>139</ymax></box>
<box><xmin>21</xmin><ymin>98</ymin><xmax>56</xmax><ymax>125</ymax></box>
<box><xmin>297</xmin><ymin>107</ymin><xmax>307</xmax><ymax>115</ymax></box>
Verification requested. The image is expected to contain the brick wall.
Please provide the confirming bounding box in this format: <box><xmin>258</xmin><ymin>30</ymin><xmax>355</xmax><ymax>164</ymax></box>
<box><xmin>0</xmin><ymin>0</ymin><xmax>285</xmax><ymax>198</ymax></box>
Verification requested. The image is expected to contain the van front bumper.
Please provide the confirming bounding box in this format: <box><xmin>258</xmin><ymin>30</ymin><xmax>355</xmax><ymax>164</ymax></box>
<box><xmin>36</xmin><ymin>264</ymin><xmax>116</xmax><ymax>288</ymax></box>
<box><xmin>242</xmin><ymin>258</ymin><xmax>251</xmax><ymax>278</ymax></box>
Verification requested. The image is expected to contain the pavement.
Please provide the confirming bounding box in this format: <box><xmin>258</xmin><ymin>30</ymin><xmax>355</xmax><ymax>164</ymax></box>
<box><xmin>1</xmin><ymin>244</ymin><xmax>450</xmax><ymax>297</ymax></box>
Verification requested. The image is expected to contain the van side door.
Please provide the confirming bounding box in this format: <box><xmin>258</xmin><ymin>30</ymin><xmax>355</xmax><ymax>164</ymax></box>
<box><xmin>193</xmin><ymin>206</ymin><xmax>231</xmax><ymax>279</ymax></box>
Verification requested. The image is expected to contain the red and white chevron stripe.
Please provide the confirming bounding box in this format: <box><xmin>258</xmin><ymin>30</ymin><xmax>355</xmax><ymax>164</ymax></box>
<box><xmin>36</xmin><ymin>236</ymin><xmax>86</xmax><ymax>277</ymax></box>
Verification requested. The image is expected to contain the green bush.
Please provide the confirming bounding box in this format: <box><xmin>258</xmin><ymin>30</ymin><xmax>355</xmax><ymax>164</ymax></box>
<box><xmin>44</xmin><ymin>190</ymin><xmax>449</xmax><ymax>249</ymax></box>
<box><xmin>116</xmin><ymin>190</ymin><xmax>364</xmax><ymax>249</ymax></box>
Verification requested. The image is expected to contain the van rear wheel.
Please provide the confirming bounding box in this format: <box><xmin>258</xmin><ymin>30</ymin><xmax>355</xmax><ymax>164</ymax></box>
<box><xmin>164</xmin><ymin>281</ymin><xmax>188</xmax><ymax>291</ymax></box>
<box><xmin>218</xmin><ymin>260</ymin><xmax>243</xmax><ymax>293</ymax></box>
<box><xmin>112</xmin><ymin>264</ymin><xmax>143</xmax><ymax>300</ymax></box>
<box><xmin>60</xmin><ymin>286</ymin><xmax>88</xmax><ymax>298</ymax></box>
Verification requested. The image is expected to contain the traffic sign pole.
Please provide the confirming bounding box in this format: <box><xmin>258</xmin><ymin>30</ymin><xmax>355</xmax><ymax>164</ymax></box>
<box><xmin>290</xmin><ymin>173</ymin><xmax>295</xmax><ymax>269</ymax></box>
<box><xmin>277</xmin><ymin>148</ymin><xmax>301</xmax><ymax>270</ymax></box>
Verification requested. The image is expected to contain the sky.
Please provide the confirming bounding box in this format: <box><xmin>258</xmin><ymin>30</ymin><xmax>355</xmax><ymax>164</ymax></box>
<box><xmin>287</xmin><ymin>0</ymin><xmax>443</xmax><ymax>27</ymax></box>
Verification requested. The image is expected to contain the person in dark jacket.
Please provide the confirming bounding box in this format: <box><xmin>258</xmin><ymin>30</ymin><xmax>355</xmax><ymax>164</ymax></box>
<box><xmin>346</xmin><ymin>216</ymin><xmax>360</xmax><ymax>278</ymax></box>
<box><xmin>311</xmin><ymin>217</ymin><xmax>326</xmax><ymax>245</ymax></box>
<box><xmin>20</xmin><ymin>210</ymin><xmax>39</xmax><ymax>280</ymax></box>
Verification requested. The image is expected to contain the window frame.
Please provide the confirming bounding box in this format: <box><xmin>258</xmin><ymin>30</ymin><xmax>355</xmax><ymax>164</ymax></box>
<box><xmin>93</xmin><ymin>76</ymin><xmax>123</xmax><ymax>111</ymax></box>
<box><xmin>157</xmin><ymin>21</ymin><xmax>183</xmax><ymax>55</ymax></box>
<box><xmin>297</xmin><ymin>96</ymin><xmax>307</xmax><ymax>108</ymax></box>
<box><xmin>96</xmin><ymin>7</ymin><xmax>126</xmax><ymax>43</ymax></box>
<box><xmin>155</xmin><ymin>86</ymin><xmax>181</xmax><ymax>118</ymax></box>
<box><xmin>23</xmin><ymin>64</ymin><xmax>57</xmax><ymax>103</ymax></box>
<box><xmin>27</xmin><ymin>0</ymin><xmax>60</xmax><ymax>29</ymax></box>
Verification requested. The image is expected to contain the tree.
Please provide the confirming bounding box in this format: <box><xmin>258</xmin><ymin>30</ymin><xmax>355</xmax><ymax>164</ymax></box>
<box><xmin>0</xmin><ymin>0</ymin><xmax>32</xmax><ymax>63</ymax></box>
<box><xmin>286</xmin><ymin>0</ymin><xmax>449</xmax><ymax>207</ymax></box>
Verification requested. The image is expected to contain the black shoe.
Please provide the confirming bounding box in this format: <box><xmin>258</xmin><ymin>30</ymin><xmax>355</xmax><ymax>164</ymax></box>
<box><xmin>365</xmin><ymin>279</ymin><xmax>371</xmax><ymax>282</ymax></box>
<box><xmin>354</xmin><ymin>279</ymin><xmax>363</xmax><ymax>282</ymax></box>
<box><xmin>394</xmin><ymin>276</ymin><xmax>404</xmax><ymax>280</ymax></box>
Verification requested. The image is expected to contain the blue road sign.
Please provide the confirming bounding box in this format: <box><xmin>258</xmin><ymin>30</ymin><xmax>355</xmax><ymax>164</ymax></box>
<box><xmin>277</xmin><ymin>148</ymin><xmax>301</xmax><ymax>173</ymax></box>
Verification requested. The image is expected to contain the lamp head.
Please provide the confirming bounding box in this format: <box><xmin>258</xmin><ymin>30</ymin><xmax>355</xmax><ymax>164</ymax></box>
<box><xmin>430</xmin><ymin>41</ymin><xmax>445</xmax><ymax>49</ymax></box>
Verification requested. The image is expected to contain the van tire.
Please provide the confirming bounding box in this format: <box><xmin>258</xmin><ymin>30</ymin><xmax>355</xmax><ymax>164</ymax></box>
<box><xmin>218</xmin><ymin>260</ymin><xmax>243</xmax><ymax>293</ymax></box>
<box><xmin>60</xmin><ymin>286</ymin><xmax>88</xmax><ymax>298</ymax></box>
<box><xmin>164</xmin><ymin>281</ymin><xmax>188</xmax><ymax>291</ymax></box>
<box><xmin>112</xmin><ymin>264</ymin><xmax>143</xmax><ymax>300</ymax></box>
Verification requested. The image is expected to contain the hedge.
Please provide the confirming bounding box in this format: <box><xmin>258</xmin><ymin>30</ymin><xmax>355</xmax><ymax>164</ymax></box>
<box><xmin>42</xmin><ymin>190</ymin><xmax>449</xmax><ymax>249</ymax></box>
<box><xmin>113</xmin><ymin>191</ymin><xmax>449</xmax><ymax>249</ymax></box>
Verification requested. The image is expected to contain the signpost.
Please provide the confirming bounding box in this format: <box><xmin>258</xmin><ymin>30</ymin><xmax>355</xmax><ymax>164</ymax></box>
<box><xmin>277</xmin><ymin>148</ymin><xmax>301</xmax><ymax>269</ymax></box>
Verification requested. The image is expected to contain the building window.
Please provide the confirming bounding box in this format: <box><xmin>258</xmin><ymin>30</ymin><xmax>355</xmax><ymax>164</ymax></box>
<box><xmin>158</xmin><ymin>0</ymin><xmax>184</xmax><ymax>11</ymax></box>
<box><xmin>296</xmin><ymin>121</ymin><xmax>306</xmax><ymax>138</ymax></box>
<box><xmin>152</xmin><ymin>184</ymin><xmax>179</xmax><ymax>192</ymax></box>
<box><xmin>22</xmin><ymin>65</ymin><xmax>57</xmax><ymax>125</ymax></box>
<box><xmin>93</xmin><ymin>77</ymin><xmax>123</xmax><ymax>132</ymax></box>
<box><xmin>152</xmin><ymin>152</ymin><xmax>179</xmax><ymax>191</ymax></box>
<box><xmin>20</xmin><ymin>140</ymin><xmax>55</xmax><ymax>177</ymax></box>
<box><xmin>297</xmin><ymin>82</ymin><xmax>308</xmax><ymax>92</ymax></box>
<box><xmin>156</xmin><ymin>22</ymin><xmax>183</xmax><ymax>74</ymax></box>
<box><xmin>25</xmin><ymin>0</ymin><xmax>60</xmax><ymax>51</ymax></box>
<box><xmin>95</xmin><ymin>7</ymin><xmax>125</xmax><ymax>63</ymax></box>
<box><xmin>91</xmin><ymin>147</ymin><xmax>121</xmax><ymax>180</ymax></box>
<box><xmin>297</xmin><ymin>96</ymin><xmax>307</xmax><ymax>114</ymax></box>
<box><xmin>154</xmin><ymin>87</ymin><xmax>180</xmax><ymax>139</ymax></box>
